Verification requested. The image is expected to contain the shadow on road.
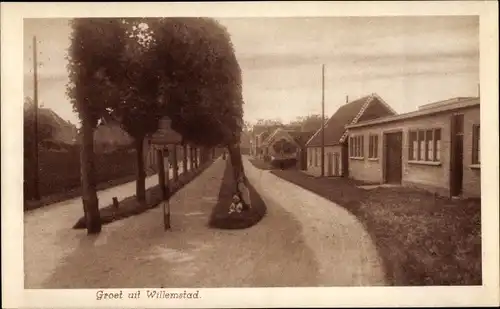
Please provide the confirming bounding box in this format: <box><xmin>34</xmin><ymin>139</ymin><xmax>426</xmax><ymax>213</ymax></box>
<box><xmin>34</xmin><ymin>159</ymin><xmax>320</xmax><ymax>289</ymax></box>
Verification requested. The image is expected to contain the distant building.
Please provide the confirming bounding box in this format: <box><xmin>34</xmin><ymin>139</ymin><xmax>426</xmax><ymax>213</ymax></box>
<box><xmin>306</xmin><ymin>93</ymin><xmax>396</xmax><ymax>177</ymax></box>
<box><xmin>346</xmin><ymin>97</ymin><xmax>480</xmax><ymax>198</ymax></box>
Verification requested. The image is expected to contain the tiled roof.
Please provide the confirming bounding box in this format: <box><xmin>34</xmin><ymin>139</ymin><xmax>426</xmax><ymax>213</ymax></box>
<box><xmin>306</xmin><ymin>95</ymin><xmax>373</xmax><ymax>147</ymax></box>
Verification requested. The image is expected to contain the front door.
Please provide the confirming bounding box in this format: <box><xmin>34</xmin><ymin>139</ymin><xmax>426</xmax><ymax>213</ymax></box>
<box><xmin>384</xmin><ymin>132</ymin><xmax>403</xmax><ymax>184</ymax></box>
<box><xmin>450</xmin><ymin>114</ymin><xmax>464</xmax><ymax>196</ymax></box>
<box><xmin>327</xmin><ymin>153</ymin><xmax>333</xmax><ymax>176</ymax></box>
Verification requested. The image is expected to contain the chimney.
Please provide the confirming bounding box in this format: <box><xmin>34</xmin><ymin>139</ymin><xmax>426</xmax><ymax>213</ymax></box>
<box><xmin>346</xmin><ymin>95</ymin><xmax>349</xmax><ymax>104</ymax></box>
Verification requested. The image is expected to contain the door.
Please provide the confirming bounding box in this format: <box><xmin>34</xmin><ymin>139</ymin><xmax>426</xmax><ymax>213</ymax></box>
<box><xmin>450</xmin><ymin>114</ymin><xmax>464</xmax><ymax>196</ymax></box>
<box><xmin>334</xmin><ymin>152</ymin><xmax>340</xmax><ymax>176</ymax></box>
<box><xmin>327</xmin><ymin>153</ymin><xmax>333</xmax><ymax>176</ymax></box>
<box><xmin>384</xmin><ymin>132</ymin><xmax>403</xmax><ymax>184</ymax></box>
<box><xmin>341</xmin><ymin>143</ymin><xmax>349</xmax><ymax>177</ymax></box>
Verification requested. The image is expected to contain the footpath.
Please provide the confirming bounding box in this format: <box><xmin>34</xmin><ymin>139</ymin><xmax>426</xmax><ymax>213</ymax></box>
<box><xmin>25</xmin><ymin>157</ymin><xmax>387</xmax><ymax>288</ymax></box>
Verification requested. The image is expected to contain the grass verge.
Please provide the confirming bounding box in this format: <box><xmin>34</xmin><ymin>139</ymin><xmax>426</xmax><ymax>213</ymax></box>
<box><xmin>271</xmin><ymin>169</ymin><xmax>481</xmax><ymax>286</ymax></box>
<box><xmin>73</xmin><ymin>160</ymin><xmax>214</xmax><ymax>229</ymax></box>
<box><xmin>209</xmin><ymin>159</ymin><xmax>267</xmax><ymax>229</ymax></box>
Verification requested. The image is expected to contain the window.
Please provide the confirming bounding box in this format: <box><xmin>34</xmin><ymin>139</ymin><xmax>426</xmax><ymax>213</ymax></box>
<box><xmin>409</xmin><ymin>131</ymin><xmax>418</xmax><ymax>161</ymax></box>
<box><xmin>408</xmin><ymin>128</ymin><xmax>441</xmax><ymax>162</ymax></box>
<box><xmin>308</xmin><ymin>148</ymin><xmax>313</xmax><ymax>166</ymax></box>
<box><xmin>368</xmin><ymin>134</ymin><xmax>379</xmax><ymax>159</ymax></box>
<box><xmin>350</xmin><ymin>135</ymin><xmax>364</xmax><ymax>158</ymax></box>
<box><xmin>472</xmin><ymin>124</ymin><xmax>480</xmax><ymax>164</ymax></box>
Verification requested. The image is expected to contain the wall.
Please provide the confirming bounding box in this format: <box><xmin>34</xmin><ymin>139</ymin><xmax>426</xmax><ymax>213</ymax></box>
<box><xmin>462</xmin><ymin>108</ymin><xmax>481</xmax><ymax>197</ymax></box>
<box><xmin>306</xmin><ymin>145</ymin><xmax>341</xmax><ymax>176</ymax></box>
<box><xmin>347</xmin><ymin>105</ymin><xmax>480</xmax><ymax>198</ymax></box>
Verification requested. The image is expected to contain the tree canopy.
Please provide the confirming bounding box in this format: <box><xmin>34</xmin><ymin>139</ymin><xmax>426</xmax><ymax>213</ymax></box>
<box><xmin>67</xmin><ymin>17</ymin><xmax>244</xmax><ymax>147</ymax></box>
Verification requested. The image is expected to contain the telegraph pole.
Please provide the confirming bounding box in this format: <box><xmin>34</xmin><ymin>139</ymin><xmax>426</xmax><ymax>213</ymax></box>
<box><xmin>33</xmin><ymin>36</ymin><xmax>40</xmax><ymax>200</ymax></box>
<box><xmin>320</xmin><ymin>64</ymin><xmax>325</xmax><ymax>177</ymax></box>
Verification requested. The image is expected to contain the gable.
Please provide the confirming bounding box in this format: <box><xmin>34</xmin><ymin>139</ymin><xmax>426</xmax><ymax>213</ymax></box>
<box><xmin>306</xmin><ymin>95</ymin><xmax>370</xmax><ymax>147</ymax></box>
<box><xmin>357</xmin><ymin>97</ymin><xmax>396</xmax><ymax>123</ymax></box>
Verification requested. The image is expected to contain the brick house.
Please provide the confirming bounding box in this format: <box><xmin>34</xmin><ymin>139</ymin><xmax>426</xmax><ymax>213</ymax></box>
<box><xmin>305</xmin><ymin>93</ymin><xmax>397</xmax><ymax>177</ymax></box>
<box><xmin>345</xmin><ymin>97</ymin><xmax>480</xmax><ymax>198</ymax></box>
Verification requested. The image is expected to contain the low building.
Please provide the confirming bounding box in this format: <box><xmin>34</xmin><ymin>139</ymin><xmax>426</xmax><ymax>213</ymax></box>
<box><xmin>305</xmin><ymin>93</ymin><xmax>397</xmax><ymax>177</ymax></box>
<box><xmin>345</xmin><ymin>97</ymin><xmax>480</xmax><ymax>198</ymax></box>
<box><xmin>261</xmin><ymin>128</ymin><xmax>301</xmax><ymax>162</ymax></box>
<box><xmin>254</xmin><ymin>130</ymin><xmax>272</xmax><ymax>159</ymax></box>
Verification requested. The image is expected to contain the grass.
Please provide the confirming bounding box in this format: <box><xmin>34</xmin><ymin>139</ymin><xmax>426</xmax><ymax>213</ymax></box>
<box><xmin>271</xmin><ymin>169</ymin><xmax>482</xmax><ymax>286</ymax></box>
<box><xmin>73</xmin><ymin>160</ymin><xmax>214</xmax><ymax>229</ymax></box>
<box><xmin>209</xmin><ymin>158</ymin><xmax>267</xmax><ymax>230</ymax></box>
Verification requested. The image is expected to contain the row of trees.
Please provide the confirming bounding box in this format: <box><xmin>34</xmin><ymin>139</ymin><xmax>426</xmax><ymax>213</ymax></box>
<box><xmin>249</xmin><ymin>114</ymin><xmax>327</xmax><ymax>138</ymax></box>
<box><xmin>68</xmin><ymin>18</ymin><xmax>250</xmax><ymax>234</ymax></box>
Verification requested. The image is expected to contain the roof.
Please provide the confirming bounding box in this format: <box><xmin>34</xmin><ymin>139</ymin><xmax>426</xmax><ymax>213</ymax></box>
<box><xmin>347</xmin><ymin>97</ymin><xmax>480</xmax><ymax>129</ymax></box>
<box><xmin>306</xmin><ymin>94</ymin><xmax>376</xmax><ymax>147</ymax></box>
<box><xmin>288</xmin><ymin>130</ymin><xmax>315</xmax><ymax>148</ymax></box>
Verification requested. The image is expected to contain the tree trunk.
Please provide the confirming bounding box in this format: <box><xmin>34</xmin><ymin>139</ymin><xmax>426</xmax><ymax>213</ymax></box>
<box><xmin>183</xmin><ymin>144</ymin><xmax>188</xmax><ymax>174</ymax></box>
<box><xmin>80</xmin><ymin>117</ymin><xmax>101</xmax><ymax>234</ymax></box>
<box><xmin>172</xmin><ymin>145</ymin><xmax>179</xmax><ymax>182</ymax></box>
<box><xmin>135</xmin><ymin>137</ymin><xmax>146</xmax><ymax>204</ymax></box>
<box><xmin>228</xmin><ymin>142</ymin><xmax>251</xmax><ymax>210</ymax></box>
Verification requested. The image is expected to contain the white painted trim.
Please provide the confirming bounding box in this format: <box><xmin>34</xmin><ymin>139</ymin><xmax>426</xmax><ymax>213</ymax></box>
<box><xmin>305</xmin><ymin>117</ymin><xmax>330</xmax><ymax>146</ymax></box>
<box><xmin>339</xmin><ymin>95</ymin><xmax>374</xmax><ymax>143</ymax></box>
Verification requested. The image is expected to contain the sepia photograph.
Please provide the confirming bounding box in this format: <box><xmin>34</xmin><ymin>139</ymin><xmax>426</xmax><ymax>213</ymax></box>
<box><xmin>2</xmin><ymin>1</ymin><xmax>499</xmax><ymax>308</ymax></box>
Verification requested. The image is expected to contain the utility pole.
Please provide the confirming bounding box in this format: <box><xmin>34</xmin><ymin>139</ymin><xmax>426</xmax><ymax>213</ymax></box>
<box><xmin>320</xmin><ymin>64</ymin><xmax>325</xmax><ymax>177</ymax></box>
<box><xmin>33</xmin><ymin>36</ymin><xmax>40</xmax><ymax>200</ymax></box>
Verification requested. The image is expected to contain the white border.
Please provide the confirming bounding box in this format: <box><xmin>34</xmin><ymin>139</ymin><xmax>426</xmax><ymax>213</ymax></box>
<box><xmin>2</xmin><ymin>1</ymin><xmax>499</xmax><ymax>308</ymax></box>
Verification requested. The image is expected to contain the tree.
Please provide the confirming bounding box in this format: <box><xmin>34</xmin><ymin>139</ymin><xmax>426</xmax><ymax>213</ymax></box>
<box><xmin>287</xmin><ymin>114</ymin><xmax>327</xmax><ymax>132</ymax></box>
<box><xmin>107</xmin><ymin>19</ymin><xmax>163</xmax><ymax>204</ymax></box>
<box><xmin>151</xmin><ymin>18</ymin><xmax>251</xmax><ymax>210</ymax></box>
<box><xmin>66</xmin><ymin>18</ymin><xmax>127</xmax><ymax>234</ymax></box>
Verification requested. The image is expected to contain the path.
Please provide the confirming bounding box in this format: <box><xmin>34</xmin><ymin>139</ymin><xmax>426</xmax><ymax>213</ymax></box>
<box><xmin>242</xmin><ymin>156</ymin><xmax>387</xmax><ymax>285</ymax></box>
<box><xmin>23</xmin><ymin>160</ymin><xmax>195</xmax><ymax>288</ymax></box>
<box><xmin>24</xmin><ymin>156</ymin><xmax>386</xmax><ymax>288</ymax></box>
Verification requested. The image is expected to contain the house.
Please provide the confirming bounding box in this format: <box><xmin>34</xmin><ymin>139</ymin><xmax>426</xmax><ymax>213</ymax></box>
<box><xmin>253</xmin><ymin>130</ymin><xmax>272</xmax><ymax>158</ymax></box>
<box><xmin>345</xmin><ymin>96</ymin><xmax>480</xmax><ymax>198</ymax></box>
<box><xmin>305</xmin><ymin>93</ymin><xmax>397</xmax><ymax>177</ymax></box>
<box><xmin>288</xmin><ymin>130</ymin><xmax>315</xmax><ymax>170</ymax></box>
<box><xmin>261</xmin><ymin>128</ymin><xmax>301</xmax><ymax>162</ymax></box>
<box><xmin>24</xmin><ymin>101</ymin><xmax>78</xmax><ymax>148</ymax></box>
<box><xmin>259</xmin><ymin>127</ymin><xmax>315</xmax><ymax>168</ymax></box>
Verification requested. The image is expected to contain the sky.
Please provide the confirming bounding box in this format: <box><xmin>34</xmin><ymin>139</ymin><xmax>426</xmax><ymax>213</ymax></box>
<box><xmin>23</xmin><ymin>16</ymin><xmax>479</xmax><ymax>127</ymax></box>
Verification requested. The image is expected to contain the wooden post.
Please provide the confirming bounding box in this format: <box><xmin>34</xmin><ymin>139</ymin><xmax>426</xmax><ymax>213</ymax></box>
<box><xmin>32</xmin><ymin>36</ymin><xmax>40</xmax><ymax>200</ymax></box>
<box><xmin>165</xmin><ymin>156</ymin><xmax>171</xmax><ymax>230</ymax></box>
<box><xmin>320</xmin><ymin>64</ymin><xmax>325</xmax><ymax>177</ymax></box>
